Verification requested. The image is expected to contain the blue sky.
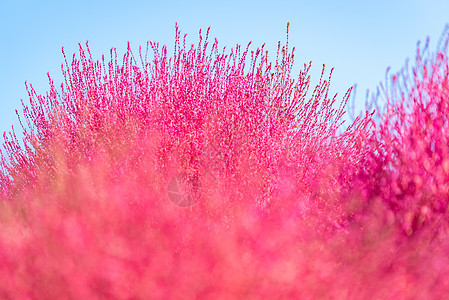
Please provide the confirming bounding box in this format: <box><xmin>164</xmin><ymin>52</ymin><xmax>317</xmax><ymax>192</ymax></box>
<box><xmin>1</xmin><ymin>0</ymin><xmax>449</xmax><ymax>137</ymax></box>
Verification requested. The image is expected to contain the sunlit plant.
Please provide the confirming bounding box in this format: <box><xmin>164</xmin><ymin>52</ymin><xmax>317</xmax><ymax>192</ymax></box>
<box><xmin>367</xmin><ymin>26</ymin><xmax>449</xmax><ymax>237</ymax></box>
<box><xmin>1</xmin><ymin>23</ymin><xmax>449</xmax><ymax>298</ymax></box>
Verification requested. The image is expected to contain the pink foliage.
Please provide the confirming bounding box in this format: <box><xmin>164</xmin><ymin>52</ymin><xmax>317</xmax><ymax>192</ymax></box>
<box><xmin>368</xmin><ymin>26</ymin><xmax>449</xmax><ymax>237</ymax></box>
<box><xmin>1</xmin><ymin>24</ymin><xmax>449</xmax><ymax>298</ymax></box>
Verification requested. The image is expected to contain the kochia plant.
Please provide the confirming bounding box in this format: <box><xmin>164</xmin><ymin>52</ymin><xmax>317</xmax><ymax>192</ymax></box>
<box><xmin>0</xmin><ymin>24</ymin><xmax>372</xmax><ymax>224</ymax></box>
<box><xmin>367</xmin><ymin>26</ymin><xmax>449</xmax><ymax>237</ymax></box>
<box><xmin>1</xmin><ymin>23</ymin><xmax>449</xmax><ymax>299</ymax></box>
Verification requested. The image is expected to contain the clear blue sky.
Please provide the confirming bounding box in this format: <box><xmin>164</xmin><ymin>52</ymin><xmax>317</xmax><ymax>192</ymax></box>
<box><xmin>1</xmin><ymin>0</ymin><xmax>449</xmax><ymax>137</ymax></box>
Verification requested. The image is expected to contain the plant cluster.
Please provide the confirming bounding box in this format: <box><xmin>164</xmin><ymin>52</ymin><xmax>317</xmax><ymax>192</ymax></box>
<box><xmin>1</xmin><ymin>24</ymin><xmax>449</xmax><ymax>298</ymax></box>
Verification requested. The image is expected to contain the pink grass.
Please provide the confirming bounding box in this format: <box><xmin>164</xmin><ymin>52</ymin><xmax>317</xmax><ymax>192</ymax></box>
<box><xmin>1</xmin><ymin>24</ymin><xmax>449</xmax><ymax>299</ymax></box>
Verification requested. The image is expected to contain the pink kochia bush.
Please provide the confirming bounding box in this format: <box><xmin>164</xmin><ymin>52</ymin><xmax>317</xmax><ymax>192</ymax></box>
<box><xmin>367</xmin><ymin>28</ymin><xmax>449</xmax><ymax>238</ymax></box>
<box><xmin>1</xmin><ymin>23</ymin><xmax>449</xmax><ymax>298</ymax></box>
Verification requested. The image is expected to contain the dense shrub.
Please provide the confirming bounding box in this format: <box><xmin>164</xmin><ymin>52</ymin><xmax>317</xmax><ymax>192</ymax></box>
<box><xmin>1</xmin><ymin>24</ymin><xmax>449</xmax><ymax>299</ymax></box>
<box><xmin>367</xmin><ymin>26</ymin><xmax>449</xmax><ymax>238</ymax></box>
